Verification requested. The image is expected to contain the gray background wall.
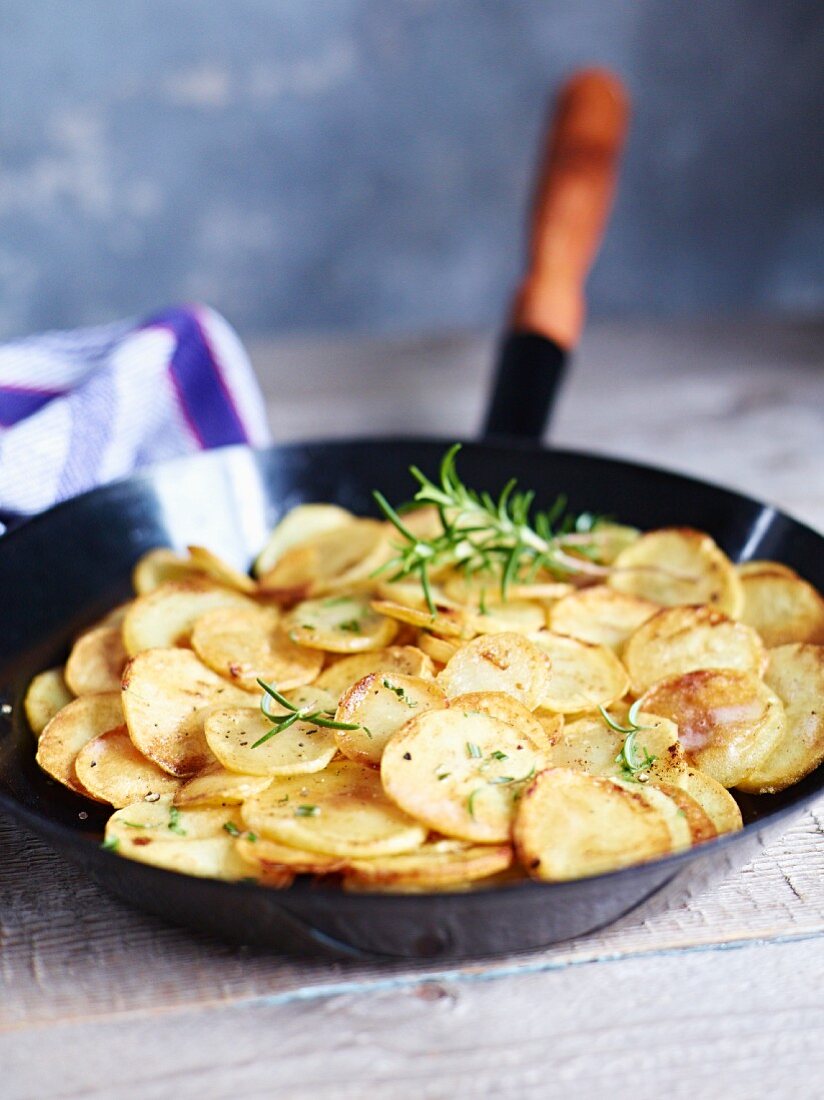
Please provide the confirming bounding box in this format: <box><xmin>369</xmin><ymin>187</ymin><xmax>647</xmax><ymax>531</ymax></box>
<box><xmin>0</xmin><ymin>0</ymin><xmax>822</xmax><ymax>340</ymax></box>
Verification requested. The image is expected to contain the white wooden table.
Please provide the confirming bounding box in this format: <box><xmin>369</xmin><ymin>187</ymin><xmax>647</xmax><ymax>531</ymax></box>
<box><xmin>3</xmin><ymin>319</ymin><xmax>823</xmax><ymax>1099</ymax></box>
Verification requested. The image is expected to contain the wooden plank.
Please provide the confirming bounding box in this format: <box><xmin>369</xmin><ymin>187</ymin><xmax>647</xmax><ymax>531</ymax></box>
<box><xmin>1</xmin><ymin>802</ymin><xmax>823</xmax><ymax>1031</ymax></box>
<box><xmin>3</xmin><ymin>935</ymin><xmax>823</xmax><ymax>1100</ymax></box>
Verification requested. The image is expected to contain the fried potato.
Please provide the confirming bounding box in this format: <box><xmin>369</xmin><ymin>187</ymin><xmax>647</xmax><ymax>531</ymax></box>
<box><xmin>654</xmin><ymin>782</ymin><xmax>717</xmax><ymax>845</ymax></box>
<box><xmin>514</xmin><ymin>768</ymin><xmax>676</xmax><ymax>881</ymax></box>
<box><xmin>253</xmin><ymin>503</ymin><xmax>354</xmax><ymax>578</ymax></box>
<box><xmin>335</xmin><ymin>672</ymin><xmax>448</xmax><ymax>766</ymax></box>
<box><xmin>122</xmin><ymin>579</ymin><xmax>254</xmax><ymax>656</ymax></box>
<box><xmin>344</xmin><ymin>837</ymin><xmax>513</xmax><ymax>891</ymax></box>
<box><xmin>64</xmin><ymin>624</ymin><xmax>128</xmax><ymax>696</ymax></box>
<box><xmin>586</xmin><ymin>523</ymin><xmax>641</xmax><ymax>564</ymax></box>
<box><xmin>739</xmin><ymin>571</ymin><xmax>824</xmax><ymax>646</ymax></box>
<box><xmin>242</xmin><ymin>760</ymin><xmax>427</xmax><ymax>857</ymax></box>
<box><xmin>371</xmin><ymin>598</ymin><xmax>470</xmax><ymax>639</ymax></box>
<box><xmin>737</xmin><ymin>561</ymin><xmax>799</xmax><ymax>579</ymax></box>
<box><xmin>36</xmin><ymin>692</ymin><xmax>123</xmax><ymax>796</ymax></box>
<box><xmin>638</xmin><ymin>668</ymin><xmax>785</xmax><ymax>787</ymax></box>
<box><xmin>449</xmin><ymin>691</ymin><xmax>550</xmax><ymax>747</ymax></box>
<box><xmin>436</xmin><ymin>632</ymin><xmax>552</xmax><ymax>710</ymax></box>
<box><xmin>104</xmin><ymin>799</ymin><xmax>251</xmax><ymax>881</ymax></box>
<box><xmin>528</xmin><ymin>631</ymin><xmax>629</xmax><ymax>714</ymax></box>
<box><xmin>131</xmin><ymin>547</ymin><xmax>208</xmax><ymax>594</ymax></box>
<box><xmin>259</xmin><ymin>519</ymin><xmax>391</xmax><ymax>597</ymax></box>
<box><xmin>611</xmin><ymin>778</ymin><xmax>692</xmax><ymax>852</ymax></box>
<box><xmin>191</xmin><ymin>603</ymin><xmax>322</xmax><ymax>692</ymax></box>
<box><xmin>286</xmin><ymin>595</ymin><xmax>399</xmax><ymax>653</ymax></box>
<box><xmin>468</xmin><ymin>600</ymin><xmax>547</xmax><ymax>636</ymax></box>
<box><xmin>24</xmin><ymin>667</ymin><xmax>73</xmax><ymax>737</ymax></box>
<box><xmin>121</xmin><ymin>648</ymin><xmax>253</xmax><ymax>776</ymax></box>
<box><xmin>609</xmin><ymin>528</ymin><xmax>743</xmax><ymax>617</ymax></box>
<box><xmin>415</xmin><ymin>632</ymin><xmax>460</xmax><ymax>666</ymax></box>
<box><xmin>235</xmin><ymin>833</ymin><xmax>347</xmax><ymax>875</ymax></box>
<box><xmin>737</xmin><ymin>644</ymin><xmax>824</xmax><ymax>793</ymax></box>
<box><xmin>442</xmin><ymin>572</ymin><xmax>574</xmax><ymax>605</ymax></box>
<box><xmin>74</xmin><ymin>725</ymin><xmax>180</xmax><ymax>807</ymax></box>
<box><xmin>548</xmin><ymin>586</ymin><xmax>658</xmax><ymax>652</ymax></box>
<box><xmin>623</xmin><ymin>605</ymin><xmax>767</xmax><ymax>695</ymax></box>
<box><xmin>670</xmin><ymin>766</ymin><xmax>743</xmax><ymax>835</ymax></box>
<box><xmin>381</xmin><ymin>708</ymin><xmax>547</xmax><ymax>843</ymax></box>
<box><xmin>314</xmin><ymin>645</ymin><xmax>434</xmax><ymax>700</ymax></box>
<box><xmin>204</xmin><ymin>704</ymin><xmax>338</xmax><ymax>777</ymax></box>
<box><xmin>174</xmin><ymin>763</ymin><xmax>273</xmax><ymax>808</ymax></box>
<box><xmin>544</xmin><ymin>711</ymin><xmax>684</xmax><ymax>784</ymax></box>
<box><xmin>186</xmin><ymin>545</ymin><xmax>257</xmax><ymax>594</ymax></box>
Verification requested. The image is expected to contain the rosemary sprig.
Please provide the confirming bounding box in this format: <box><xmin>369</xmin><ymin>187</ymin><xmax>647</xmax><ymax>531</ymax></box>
<box><xmin>373</xmin><ymin>444</ymin><xmax>608</xmax><ymax>613</ymax></box>
<box><xmin>253</xmin><ymin>678</ymin><xmax>360</xmax><ymax>748</ymax></box>
<box><xmin>600</xmin><ymin>700</ymin><xmax>657</xmax><ymax>781</ymax></box>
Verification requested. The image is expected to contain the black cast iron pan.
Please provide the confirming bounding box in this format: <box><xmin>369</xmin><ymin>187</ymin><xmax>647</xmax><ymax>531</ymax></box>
<box><xmin>1</xmin><ymin>74</ymin><xmax>822</xmax><ymax>960</ymax></box>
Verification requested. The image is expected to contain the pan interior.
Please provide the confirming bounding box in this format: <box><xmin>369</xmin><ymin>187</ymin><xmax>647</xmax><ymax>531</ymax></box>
<box><xmin>2</xmin><ymin>438</ymin><xmax>822</xmax><ymax>835</ymax></box>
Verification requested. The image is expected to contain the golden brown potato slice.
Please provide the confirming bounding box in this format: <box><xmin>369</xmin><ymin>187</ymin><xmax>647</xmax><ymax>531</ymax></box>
<box><xmin>285</xmin><ymin>595</ymin><xmax>399</xmax><ymax>653</ymax></box>
<box><xmin>174</xmin><ymin>763</ymin><xmax>273</xmax><ymax>808</ymax></box>
<box><xmin>436</xmin><ymin>632</ymin><xmax>552</xmax><ymax>710</ymax></box>
<box><xmin>739</xmin><ymin>572</ymin><xmax>824</xmax><ymax>646</ymax></box>
<box><xmin>122</xmin><ymin>579</ymin><xmax>254</xmax><ymax>656</ymax></box>
<box><xmin>314</xmin><ymin>645</ymin><xmax>434</xmax><ymax>700</ymax></box>
<box><xmin>35</xmin><ymin>692</ymin><xmax>123</xmax><ymax>796</ymax></box>
<box><xmin>121</xmin><ymin>647</ymin><xmax>253</xmax><ymax>776</ymax></box>
<box><xmin>65</xmin><ymin>624</ymin><xmax>129</xmax><ymax>696</ymax></box>
<box><xmin>191</xmin><ymin>603</ymin><xmax>322</xmax><ymax>692</ymax></box>
<box><xmin>335</xmin><ymin>672</ymin><xmax>448</xmax><ymax>766</ymax></box>
<box><xmin>544</xmin><ymin>711</ymin><xmax>684</xmax><ymax>785</ymax></box>
<box><xmin>737</xmin><ymin>644</ymin><xmax>824</xmax><ymax>793</ymax></box>
<box><xmin>737</xmin><ymin>561</ymin><xmax>799</xmax><ymax>579</ymax></box>
<box><xmin>381</xmin><ymin>708</ymin><xmax>547</xmax><ymax>843</ymax></box>
<box><xmin>623</xmin><ymin>605</ymin><xmax>767</xmax><ymax>695</ymax></box>
<box><xmin>654</xmin><ymin>782</ymin><xmax>717</xmax><ymax>845</ymax></box>
<box><xmin>186</xmin><ymin>545</ymin><xmax>257</xmax><ymax>594</ymax></box>
<box><xmin>638</xmin><ymin>668</ymin><xmax>785</xmax><ymax>787</ymax></box>
<box><xmin>241</xmin><ymin>760</ymin><xmax>427</xmax><ymax>857</ymax></box>
<box><xmin>442</xmin><ymin>572</ymin><xmax>574</xmax><ymax>606</ymax></box>
<box><xmin>548</xmin><ymin>586</ymin><xmax>658</xmax><ymax>652</ymax></box>
<box><xmin>528</xmin><ymin>631</ymin><xmax>630</xmax><ymax>714</ymax></box>
<box><xmin>24</xmin><ymin>668</ymin><xmax>74</xmax><ymax>737</ymax></box>
<box><xmin>449</xmin><ymin>691</ymin><xmax>550</xmax><ymax>747</ymax></box>
<box><xmin>611</xmin><ymin>778</ymin><xmax>692</xmax><ymax>852</ymax></box>
<box><xmin>514</xmin><ymin>768</ymin><xmax>676</xmax><ymax>881</ymax></box>
<box><xmin>416</xmin><ymin>632</ymin><xmax>460</xmax><ymax>666</ymax></box>
<box><xmin>609</xmin><ymin>528</ymin><xmax>743</xmax><ymax>617</ymax></box>
<box><xmin>253</xmin><ymin>503</ymin><xmax>355</xmax><ymax>578</ymax></box>
<box><xmin>235</xmin><ymin>833</ymin><xmax>347</xmax><ymax>875</ymax></box>
<box><xmin>204</xmin><ymin>701</ymin><xmax>338</xmax><ymax>778</ymax></box>
<box><xmin>104</xmin><ymin>799</ymin><xmax>252</xmax><ymax>881</ymax></box>
<box><xmin>370</xmin><ymin>598</ymin><xmax>470</xmax><ymax>639</ymax></box>
<box><xmin>131</xmin><ymin>547</ymin><xmax>208</xmax><ymax>595</ymax></box>
<box><xmin>670</xmin><ymin>767</ymin><xmax>743</xmax><ymax>835</ymax></box>
<box><xmin>344</xmin><ymin>837</ymin><xmax>513</xmax><ymax>891</ymax></box>
<box><xmin>259</xmin><ymin>519</ymin><xmax>391</xmax><ymax>597</ymax></box>
<box><xmin>74</xmin><ymin>725</ymin><xmax>180</xmax><ymax>807</ymax></box>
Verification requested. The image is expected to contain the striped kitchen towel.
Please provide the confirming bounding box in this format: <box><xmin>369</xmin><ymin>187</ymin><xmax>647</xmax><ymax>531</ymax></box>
<box><xmin>0</xmin><ymin>304</ymin><xmax>271</xmax><ymax>522</ymax></box>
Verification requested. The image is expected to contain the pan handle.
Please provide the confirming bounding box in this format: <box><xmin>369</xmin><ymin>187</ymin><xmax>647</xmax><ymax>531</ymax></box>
<box><xmin>483</xmin><ymin>68</ymin><xmax>630</xmax><ymax>441</ymax></box>
<box><xmin>0</xmin><ymin>510</ymin><xmax>24</xmax><ymax>537</ymax></box>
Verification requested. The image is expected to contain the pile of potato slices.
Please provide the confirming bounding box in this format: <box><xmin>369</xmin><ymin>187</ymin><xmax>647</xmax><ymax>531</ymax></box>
<box><xmin>27</xmin><ymin>502</ymin><xmax>824</xmax><ymax>893</ymax></box>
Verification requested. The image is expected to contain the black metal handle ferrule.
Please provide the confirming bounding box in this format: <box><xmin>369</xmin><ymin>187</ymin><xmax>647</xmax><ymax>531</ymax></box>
<box><xmin>482</xmin><ymin>330</ymin><xmax>568</xmax><ymax>442</ymax></box>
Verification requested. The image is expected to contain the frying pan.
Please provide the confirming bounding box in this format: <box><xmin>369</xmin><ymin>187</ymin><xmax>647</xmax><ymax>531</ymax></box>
<box><xmin>1</xmin><ymin>73</ymin><xmax>822</xmax><ymax>961</ymax></box>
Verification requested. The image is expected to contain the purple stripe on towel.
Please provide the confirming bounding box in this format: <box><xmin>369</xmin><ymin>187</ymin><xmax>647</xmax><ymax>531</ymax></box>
<box><xmin>0</xmin><ymin>384</ymin><xmax>63</xmax><ymax>427</ymax></box>
<box><xmin>141</xmin><ymin>306</ymin><xmax>249</xmax><ymax>448</ymax></box>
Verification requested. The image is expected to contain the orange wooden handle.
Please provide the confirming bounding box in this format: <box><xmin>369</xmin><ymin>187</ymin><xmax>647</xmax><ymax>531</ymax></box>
<box><xmin>511</xmin><ymin>68</ymin><xmax>630</xmax><ymax>350</ymax></box>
